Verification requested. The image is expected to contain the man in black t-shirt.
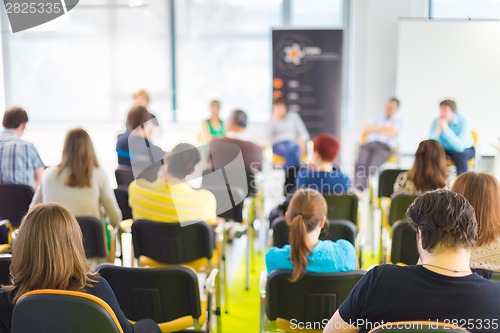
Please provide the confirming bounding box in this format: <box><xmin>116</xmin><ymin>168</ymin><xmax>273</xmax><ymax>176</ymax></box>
<box><xmin>324</xmin><ymin>189</ymin><xmax>500</xmax><ymax>333</ymax></box>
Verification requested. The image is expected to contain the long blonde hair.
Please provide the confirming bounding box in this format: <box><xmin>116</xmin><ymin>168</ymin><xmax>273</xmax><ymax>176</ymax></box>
<box><xmin>288</xmin><ymin>188</ymin><xmax>327</xmax><ymax>282</ymax></box>
<box><xmin>452</xmin><ymin>172</ymin><xmax>500</xmax><ymax>246</ymax></box>
<box><xmin>2</xmin><ymin>203</ymin><xmax>95</xmax><ymax>303</ymax></box>
<box><xmin>57</xmin><ymin>128</ymin><xmax>99</xmax><ymax>187</ymax></box>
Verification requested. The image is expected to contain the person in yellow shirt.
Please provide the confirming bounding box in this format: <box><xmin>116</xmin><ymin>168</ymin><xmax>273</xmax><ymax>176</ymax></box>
<box><xmin>129</xmin><ymin>143</ymin><xmax>218</xmax><ymax>225</ymax></box>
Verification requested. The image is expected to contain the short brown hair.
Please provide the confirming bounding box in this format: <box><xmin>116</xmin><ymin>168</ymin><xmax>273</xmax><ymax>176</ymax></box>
<box><xmin>407</xmin><ymin>140</ymin><xmax>448</xmax><ymax>191</ymax></box>
<box><xmin>3</xmin><ymin>203</ymin><xmax>95</xmax><ymax>303</ymax></box>
<box><xmin>126</xmin><ymin>105</ymin><xmax>152</xmax><ymax>131</ymax></box>
<box><xmin>407</xmin><ymin>189</ymin><xmax>477</xmax><ymax>252</ymax></box>
<box><xmin>133</xmin><ymin>89</ymin><xmax>150</xmax><ymax>103</ymax></box>
<box><xmin>272</xmin><ymin>96</ymin><xmax>288</xmax><ymax>107</ymax></box>
<box><xmin>440</xmin><ymin>99</ymin><xmax>457</xmax><ymax>113</ymax></box>
<box><xmin>3</xmin><ymin>106</ymin><xmax>28</xmax><ymax>129</ymax></box>
<box><xmin>452</xmin><ymin>172</ymin><xmax>500</xmax><ymax>247</ymax></box>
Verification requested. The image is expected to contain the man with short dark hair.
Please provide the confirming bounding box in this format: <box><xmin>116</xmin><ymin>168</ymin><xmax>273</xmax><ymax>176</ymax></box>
<box><xmin>324</xmin><ymin>189</ymin><xmax>500</xmax><ymax>333</ymax></box>
<box><xmin>0</xmin><ymin>106</ymin><xmax>44</xmax><ymax>188</ymax></box>
<box><xmin>128</xmin><ymin>143</ymin><xmax>218</xmax><ymax>225</ymax></box>
<box><xmin>430</xmin><ymin>99</ymin><xmax>474</xmax><ymax>175</ymax></box>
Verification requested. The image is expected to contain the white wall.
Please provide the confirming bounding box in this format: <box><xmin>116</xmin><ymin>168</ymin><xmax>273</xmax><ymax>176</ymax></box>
<box><xmin>340</xmin><ymin>0</ymin><xmax>428</xmax><ymax>172</ymax></box>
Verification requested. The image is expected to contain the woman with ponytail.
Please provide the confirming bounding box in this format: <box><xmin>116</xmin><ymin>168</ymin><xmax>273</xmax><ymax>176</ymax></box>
<box><xmin>265</xmin><ymin>188</ymin><xmax>356</xmax><ymax>282</ymax></box>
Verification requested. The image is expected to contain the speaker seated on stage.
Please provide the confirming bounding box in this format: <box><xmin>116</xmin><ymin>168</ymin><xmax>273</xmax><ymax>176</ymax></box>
<box><xmin>430</xmin><ymin>99</ymin><xmax>475</xmax><ymax>176</ymax></box>
<box><xmin>266</xmin><ymin>97</ymin><xmax>310</xmax><ymax>170</ymax></box>
<box><xmin>354</xmin><ymin>97</ymin><xmax>402</xmax><ymax>191</ymax></box>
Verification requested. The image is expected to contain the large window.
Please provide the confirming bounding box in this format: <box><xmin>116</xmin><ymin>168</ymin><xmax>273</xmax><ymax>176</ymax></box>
<box><xmin>175</xmin><ymin>0</ymin><xmax>282</xmax><ymax>123</ymax></box>
<box><xmin>175</xmin><ymin>0</ymin><xmax>344</xmax><ymax>123</ymax></box>
<box><xmin>1</xmin><ymin>0</ymin><xmax>345</xmax><ymax>124</ymax></box>
<box><xmin>1</xmin><ymin>0</ymin><xmax>171</xmax><ymax>123</ymax></box>
<box><xmin>431</xmin><ymin>0</ymin><xmax>500</xmax><ymax>19</ymax></box>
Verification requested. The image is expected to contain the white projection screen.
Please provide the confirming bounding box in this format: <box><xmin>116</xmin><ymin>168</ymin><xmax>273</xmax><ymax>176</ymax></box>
<box><xmin>396</xmin><ymin>20</ymin><xmax>500</xmax><ymax>156</ymax></box>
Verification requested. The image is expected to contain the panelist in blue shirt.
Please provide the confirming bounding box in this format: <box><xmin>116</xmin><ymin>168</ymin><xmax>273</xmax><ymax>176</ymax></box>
<box><xmin>265</xmin><ymin>188</ymin><xmax>356</xmax><ymax>282</ymax></box>
<box><xmin>430</xmin><ymin>99</ymin><xmax>474</xmax><ymax>175</ymax></box>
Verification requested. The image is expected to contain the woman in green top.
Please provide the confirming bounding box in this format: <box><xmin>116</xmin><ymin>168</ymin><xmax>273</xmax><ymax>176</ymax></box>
<box><xmin>200</xmin><ymin>99</ymin><xmax>225</xmax><ymax>142</ymax></box>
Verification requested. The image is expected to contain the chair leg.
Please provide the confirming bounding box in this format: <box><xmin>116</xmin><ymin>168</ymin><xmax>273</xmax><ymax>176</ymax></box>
<box><xmin>245</xmin><ymin>224</ymin><xmax>251</xmax><ymax>290</ymax></box>
<box><xmin>216</xmin><ymin>272</ymin><xmax>222</xmax><ymax>333</ymax></box>
<box><xmin>221</xmin><ymin>226</ymin><xmax>229</xmax><ymax>314</ymax></box>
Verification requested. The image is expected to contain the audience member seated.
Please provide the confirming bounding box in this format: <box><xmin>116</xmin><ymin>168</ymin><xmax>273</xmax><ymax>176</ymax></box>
<box><xmin>452</xmin><ymin>172</ymin><xmax>500</xmax><ymax>273</ymax></box>
<box><xmin>209</xmin><ymin>109</ymin><xmax>263</xmax><ymax>172</ymax></box>
<box><xmin>0</xmin><ymin>106</ymin><xmax>45</xmax><ymax>188</ymax></box>
<box><xmin>324</xmin><ymin>189</ymin><xmax>500</xmax><ymax>333</ymax></box>
<box><xmin>430</xmin><ymin>99</ymin><xmax>475</xmax><ymax>175</ymax></box>
<box><xmin>129</xmin><ymin>143</ymin><xmax>219</xmax><ymax>225</ymax></box>
<box><xmin>31</xmin><ymin>128</ymin><xmax>122</xmax><ymax>232</ymax></box>
<box><xmin>116</xmin><ymin>105</ymin><xmax>164</xmax><ymax>181</ymax></box>
<box><xmin>267</xmin><ymin>96</ymin><xmax>310</xmax><ymax>170</ymax></box>
<box><xmin>392</xmin><ymin>139</ymin><xmax>448</xmax><ymax>197</ymax></box>
<box><xmin>0</xmin><ymin>203</ymin><xmax>160</xmax><ymax>333</ymax></box>
<box><xmin>200</xmin><ymin>99</ymin><xmax>224</xmax><ymax>143</ymax></box>
<box><xmin>354</xmin><ymin>97</ymin><xmax>401</xmax><ymax>191</ymax></box>
<box><xmin>265</xmin><ymin>189</ymin><xmax>356</xmax><ymax>281</ymax></box>
<box><xmin>296</xmin><ymin>133</ymin><xmax>351</xmax><ymax>194</ymax></box>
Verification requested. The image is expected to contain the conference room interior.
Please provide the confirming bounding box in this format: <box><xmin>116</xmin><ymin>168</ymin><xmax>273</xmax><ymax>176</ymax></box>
<box><xmin>1</xmin><ymin>0</ymin><xmax>500</xmax><ymax>332</ymax></box>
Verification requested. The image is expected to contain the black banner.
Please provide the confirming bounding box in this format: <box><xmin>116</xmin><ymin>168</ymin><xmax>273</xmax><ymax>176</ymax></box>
<box><xmin>272</xmin><ymin>29</ymin><xmax>343</xmax><ymax>138</ymax></box>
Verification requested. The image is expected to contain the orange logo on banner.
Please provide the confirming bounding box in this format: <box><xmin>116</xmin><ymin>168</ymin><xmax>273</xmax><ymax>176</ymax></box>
<box><xmin>273</xmin><ymin>90</ymin><xmax>283</xmax><ymax>98</ymax></box>
<box><xmin>273</xmin><ymin>78</ymin><xmax>283</xmax><ymax>89</ymax></box>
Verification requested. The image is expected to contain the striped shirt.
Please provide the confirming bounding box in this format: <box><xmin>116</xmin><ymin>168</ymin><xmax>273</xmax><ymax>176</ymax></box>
<box><xmin>0</xmin><ymin>129</ymin><xmax>44</xmax><ymax>187</ymax></box>
<box><xmin>129</xmin><ymin>178</ymin><xmax>217</xmax><ymax>225</ymax></box>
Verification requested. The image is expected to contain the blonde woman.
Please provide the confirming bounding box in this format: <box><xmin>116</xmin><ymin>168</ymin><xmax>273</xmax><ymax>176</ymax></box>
<box><xmin>0</xmin><ymin>203</ymin><xmax>160</xmax><ymax>333</ymax></box>
<box><xmin>31</xmin><ymin>128</ymin><xmax>121</xmax><ymax>230</ymax></box>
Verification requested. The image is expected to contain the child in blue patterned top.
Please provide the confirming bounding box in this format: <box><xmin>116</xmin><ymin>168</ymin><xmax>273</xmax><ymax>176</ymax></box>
<box><xmin>265</xmin><ymin>188</ymin><xmax>356</xmax><ymax>282</ymax></box>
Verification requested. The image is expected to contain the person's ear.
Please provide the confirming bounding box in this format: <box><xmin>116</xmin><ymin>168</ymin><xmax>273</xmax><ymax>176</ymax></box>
<box><xmin>319</xmin><ymin>216</ymin><xmax>326</xmax><ymax>229</ymax></box>
<box><xmin>285</xmin><ymin>212</ymin><xmax>292</xmax><ymax>225</ymax></box>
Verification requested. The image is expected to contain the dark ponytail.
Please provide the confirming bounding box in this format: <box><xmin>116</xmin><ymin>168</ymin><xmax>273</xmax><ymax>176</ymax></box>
<box><xmin>287</xmin><ymin>189</ymin><xmax>327</xmax><ymax>282</ymax></box>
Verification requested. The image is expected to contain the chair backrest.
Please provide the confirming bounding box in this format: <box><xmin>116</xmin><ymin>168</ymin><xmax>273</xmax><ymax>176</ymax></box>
<box><xmin>75</xmin><ymin>216</ymin><xmax>107</xmax><ymax>258</ymax></box>
<box><xmin>378</xmin><ymin>169</ymin><xmax>407</xmax><ymax>198</ymax></box>
<box><xmin>391</xmin><ymin>220</ymin><xmax>418</xmax><ymax>265</ymax></box>
<box><xmin>368</xmin><ymin>321</ymin><xmax>470</xmax><ymax>332</ymax></box>
<box><xmin>97</xmin><ymin>264</ymin><xmax>201</xmax><ymax>324</ymax></box>
<box><xmin>115</xmin><ymin>166</ymin><xmax>135</xmax><ymax>187</ymax></box>
<box><xmin>0</xmin><ymin>255</ymin><xmax>11</xmax><ymax>285</ymax></box>
<box><xmin>0</xmin><ymin>184</ymin><xmax>34</xmax><ymax>228</ymax></box>
<box><xmin>12</xmin><ymin>289</ymin><xmax>124</xmax><ymax>333</ymax></box>
<box><xmin>323</xmin><ymin>194</ymin><xmax>358</xmax><ymax>226</ymax></box>
<box><xmin>132</xmin><ymin>220</ymin><xmax>213</xmax><ymax>264</ymax></box>
<box><xmin>266</xmin><ymin>270</ymin><xmax>365</xmax><ymax>323</ymax></box>
<box><xmin>272</xmin><ymin>219</ymin><xmax>356</xmax><ymax>248</ymax></box>
<box><xmin>388</xmin><ymin>194</ymin><xmax>417</xmax><ymax>227</ymax></box>
<box><xmin>114</xmin><ymin>187</ymin><xmax>133</xmax><ymax>220</ymax></box>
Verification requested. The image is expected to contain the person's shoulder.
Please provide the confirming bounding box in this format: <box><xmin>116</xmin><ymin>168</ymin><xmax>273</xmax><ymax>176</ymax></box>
<box><xmin>266</xmin><ymin>245</ymin><xmax>291</xmax><ymax>258</ymax></box>
<box><xmin>319</xmin><ymin>239</ymin><xmax>355</xmax><ymax>253</ymax></box>
<box><xmin>41</xmin><ymin>166</ymin><xmax>59</xmax><ymax>178</ymax></box>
